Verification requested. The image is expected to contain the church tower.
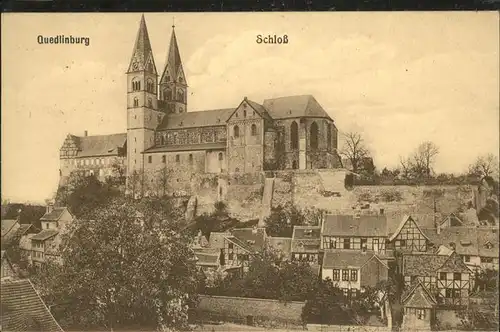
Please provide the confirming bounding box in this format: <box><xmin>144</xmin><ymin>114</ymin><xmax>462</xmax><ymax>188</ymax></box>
<box><xmin>159</xmin><ymin>24</ymin><xmax>188</xmax><ymax>114</ymax></box>
<box><xmin>126</xmin><ymin>15</ymin><xmax>163</xmax><ymax>177</ymax></box>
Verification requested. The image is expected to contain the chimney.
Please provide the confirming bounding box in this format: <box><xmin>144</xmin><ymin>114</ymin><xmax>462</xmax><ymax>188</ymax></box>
<box><xmin>84</xmin><ymin>130</ymin><xmax>88</xmax><ymax>137</ymax></box>
<box><xmin>46</xmin><ymin>204</ymin><xmax>53</xmax><ymax>214</ymax></box>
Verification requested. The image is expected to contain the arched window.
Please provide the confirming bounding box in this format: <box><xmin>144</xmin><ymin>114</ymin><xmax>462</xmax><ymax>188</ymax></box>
<box><xmin>175</xmin><ymin>155</ymin><xmax>180</xmax><ymax>162</ymax></box>
<box><xmin>146</xmin><ymin>79</ymin><xmax>152</xmax><ymax>93</ymax></box>
<box><xmin>189</xmin><ymin>154</ymin><xmax>193</xmax><ymax>164</ymax></box>
<box><xmin>133</xmin><ymin>97</ymin><xmax>139</xmax><ymax>107</ymax></box>
<box><xmin>290</xmin><ymin>121</ymin><xmax>299</xmax><ymax>150</ymax></box>
<box><xmin>251</xmin><ymin>124</ymin><xmax>257</xmax><ymax>136</ymax></box>
<box><xmin>327</xmin><ymin>123</ymin><xmax>332</xmax><ymax>151</ymax></box>
<box><xmin>177</xmin><ymin>89</ymin><xmax>184</xmax><ymax>102</ymax></box>
<box><xmin>148</xmin><ymin>98</ymin><xmax>153</xmax><ymax>108</ymax></box>
<box><xmin>132</xmin><ymin>78</ymin><xmax>141</xmax><ymax>91</ymax></box>
<box><xmin>233</xmin><ymin>125</ymin><xmax>240</xmax><ymax>138</ymax></box>
<box><xmin>310</xmin><ymin>121</ymin><xmax>319</xmax><ymax>150</ymax></box>
<box><xmin>218</xmin><ymin>153</ymin><xmax>224</xmax><ymax>161</ymax></box>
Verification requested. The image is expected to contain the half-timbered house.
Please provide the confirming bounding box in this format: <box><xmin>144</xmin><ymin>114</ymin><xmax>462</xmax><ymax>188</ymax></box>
<box><xmin>291</xmin><ymin>226</ymin><xmax>321</xmax><ymax>264</ymax></box>
<box><xmin>389</xmin><ymin>215</ymin><xmax>430</xmax><ymax>252</ymax></box>
<box><xmin>401</xmin><ymin>280</ymin><xmax>437</xmax><ymax>331</ymax></box>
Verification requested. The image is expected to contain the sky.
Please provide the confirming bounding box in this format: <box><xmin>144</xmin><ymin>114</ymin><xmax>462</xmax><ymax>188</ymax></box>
<box><xmin>1</xmin><ymin>12</ymin><xmax>499</xmax><ymax>204</ymax></box>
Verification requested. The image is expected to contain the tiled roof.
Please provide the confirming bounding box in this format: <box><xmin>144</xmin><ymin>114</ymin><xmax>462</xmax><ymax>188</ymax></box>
<box><xmin>127</xmin><ymin>15</ymin><xmax>156</xmax><ymax>74</ymax></box>
<box><xmin>231</xmin><ymin>228</ymin><xmax>267</xmax><ymax>252</ymax></box>
<box><xmin>160</xmin><ymin>27</ymin><xmax>183</xmax><ymax>84</ymax></box>
<box><xmin>224</xmin><ymin>236</ymin><xmax>254</xmax><ymax>253</ymax></box>
<box><xmin>208</xmin><ymin>232</ymin><xmax>232</xmax><ymax>249</ymax></box>
<box><xmin>144</xmin><ymin>142</ymin><xmax>226</xmax><ymax>153</ymax></box>
<box><xmin>422</xmin><ymin>227</ymin><xmax>499</xmax><ymax>258</ymax></box>
<box><xmin>402</xmin><ymin>281</ymin><xmax>437</xmax><ymax>308</ymax></box>
<box><xmin>157</xmin><ymin>109</ymin><xmax>234</xmax><ymax>130</ymax></box>
<box><xmin>71</xmin><ymin>133</ymin><xmax>127</xmax><ymax>158</ymax></box>
<box><xmin>31</xmin><ymin>229</ymin><xmax>59</xmax><ymax>241</ymax></box>
<box><xmin>262</xmin><ymin>95</ymin><xmax>332</xmax><ymax>120</ymax></box>
<box><xmin>194</xmin><ymin>249</ymin><xmax>220</xmax><ymax>267</ymax></box>
<box><xmin>291</xmin><ymin>226</ymin><xmax>321</xmax><ymax>253</ymax></box>
<box><xmin>1</xmin><ymin>278</ymin><xmax>64</xmax><ymax>331</ymax></box>
<box><xmin>1</xmin><ymin>219</ymin><xmax>19</xmax><ymax>238</ymax></box>
<box><xmin>402</xmin><ymin>253</ymin><xmax>449</xmax><ymax>277</ymax></box>
<box><xmin>323</xmin><ymin>214</ymin><xmax>387</xmax><ymax>237</ymax></box>
<box><xmin>267</xmin><ymin>237</ymin><xmax>292</xmax><ymax>256</ymax></box>
<box><xmin>438</xmin><ymin>252</ymin><xmax>471</xmax><ymax>273</ymax></box>
<box><xmin>40</xmin><ymin>207</ymin><xmax>69</xmax><ymax>221</ymax></box>
<box><xmin>322</xmin><ymin>250</ymin><xmax>387</xmax><ymax>269</ymax></box>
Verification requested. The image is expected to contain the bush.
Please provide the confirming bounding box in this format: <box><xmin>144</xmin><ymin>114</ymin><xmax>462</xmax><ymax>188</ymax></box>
<box><xmin>379</xmin><ymin>189</ymin><xmax>403</xmax><ymax>202</ymax></box>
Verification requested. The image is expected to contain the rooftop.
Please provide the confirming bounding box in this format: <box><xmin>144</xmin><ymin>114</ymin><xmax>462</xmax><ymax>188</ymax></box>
<box><xmin>323</xmin><ymin>214</ymin><xmax>387</xmax><ymax>237</ymax></box>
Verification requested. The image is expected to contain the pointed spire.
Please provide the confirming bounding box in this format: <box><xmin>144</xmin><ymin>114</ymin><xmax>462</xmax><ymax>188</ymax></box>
<box><xmin>128</xmin><ymin>14</ymin><xmax>157</xmax><ymax>74</ymax></box>
<box><xmin>161</xmin><ymin>24</ymin><xmax>186</xmax><ymax>85</ymax></box>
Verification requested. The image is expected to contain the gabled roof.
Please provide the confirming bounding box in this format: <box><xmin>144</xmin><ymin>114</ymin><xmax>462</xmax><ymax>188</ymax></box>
<box><xmin>291</xmin><ymin>226</ymin><xmax>321</xmax><ymax>253</ymax></box>
<box><xmin>322</xmin><ymin>250</ymin><xmax>388</xmax><ymax>270</ymax></box>
<box><xmin>402</xmin><ymin>280</ymin><xmax>437</xmax><ymax>308</ymax></box>
<box><xmin>438</xmin><ymin>251</ymin><xmax>472</xmax><ymax>273</ymax></box>
<box><xmin>40</xmin><ymin>207</ymin><xmax>71</xmax><ymax>221</ymax></box>
<box><xmin>402</xmin><ymin>253</ymin><xmax>450</xmax><ymax>277</ymax></box>
<box><xmin>208</xmin><ymin>232</ymin><xmax>232</xmax><ymax>249</ymax></box>
<box><xmin>231</xmin><ymin>228</ymin><xmax>267</xmax><ymax>252</ymax></box>
<box><xmin>31</xmin><ymin>229</ymin><xmax>59</xmax><ymax>241</ymax></box>
<box><xmin>156</xmin><ymin>108</ymin><xmax>234</xmax><ymax>130</ymax></box>
<box><xmin>64</xmin><ymin>133</ymin><xmax>127</xmax><ymax>158</ymax></box>
<box><xmin>389</xmin><ymin>215</ymin><xmax>430</xmax><ymax>242</ymax></box>
<box><xmin>323</xmin><ymin>214</ymin><xmax>387</xmax><ymax>237</ymax></box>
<box><xmin>439</xmin><ymin>213</ymin><xmax>464</xmax><ymax>227</ymax></box>
<box><xmin>262</xmin><ymin>95</ymin><xmax>332</xmax><ymax>120</ymax></box>
<box><xmin>127</xmin><ymin>15</ymin><xmax>157</xmax><ymax>74</ymax></box>
<box><xmin>0</xmin><ymin>278</ymin><xmax>64</xmax><ymax>331</ymax></box>
<box><xmin>226</xmin><ymin>98</ymin><xmax>273</xmax><ymax>122</ymax></box>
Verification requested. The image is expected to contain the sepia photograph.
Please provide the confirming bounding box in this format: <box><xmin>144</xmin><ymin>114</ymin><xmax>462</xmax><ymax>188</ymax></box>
<box><xmin>1</xmin><ymin>12</ymin><xmax>499</xmax><ymax>332</ymax></box>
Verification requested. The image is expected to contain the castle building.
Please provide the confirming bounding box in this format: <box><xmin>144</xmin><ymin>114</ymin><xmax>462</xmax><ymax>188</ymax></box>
<box><xmin>59</xmin><ymin>15</ymin><xmax>342</xmax><ymax>190</ymax></box>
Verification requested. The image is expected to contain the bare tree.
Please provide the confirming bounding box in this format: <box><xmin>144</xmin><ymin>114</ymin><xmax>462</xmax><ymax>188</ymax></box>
<box><xmin>468</xmin><ymin>153</ymin><xmax>499</xmax><ymax>179</ymax></box>
<box><xmin>413</xmin><ymin>141</ymin><xmax>440</xmax><ymax>178</ymax></box>
<box><xmin>340</xmin><ymin>131</ymin><xmax>370</xmax><ymax>173</ymax></box>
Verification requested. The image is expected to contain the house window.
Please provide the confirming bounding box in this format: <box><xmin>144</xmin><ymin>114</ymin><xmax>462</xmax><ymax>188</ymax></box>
<box><xmin>343</xmin><ymin>288</ymin><xmax>349</xmax><ymax>297</ymax></box>
<box><xmin>148</xmin><ymin>156</ymin><xmax>152</xmax><ymax>163</ymax></box>
<box><xmin>251</xmin><ymin>124</ymin><xmax>257</xmax><ymax>136</ymax></box>
<box><xmin>464</xmin><ymin>256</ymin><xmax>470</xmax><ymax>263</ymax></box>
<box><xmin>228</xmin><ymin>243</ymin><xmax>233</xmax><ymax>250</ymax></box>
<box><xmin>233</xmin><ymin>125</ymin><xmax>240</xmax><ymax>138</ymax></box>
<box><xmin>243</xmin><ymin>110</ymin><xmax>247</xmax><ymax>118</ymax></box>
<box><xmin>342</xmin><ymin>270</ymin><xmax>349</xmax><ymax>281</ymax></box>
<box><xmin>189</xmin><ymin>154</ymin><xmax>193</xmax><ymax>164</ymax></box>
<box><xmin>351</xmin><ymin>289</ymin><xmax>357</xmax><ymax>298</ymax></box>
<box><xmin>453</xmin><ymin>289</ymin><xmax>461</xmax><ymax>298</ymax></box>
<box><xmin>333</xmin><ymin>269</ymin><xmax>340</xmax><ymax>281</ymax></box>
<box><xmin>343</xmin><ymin>238</ymin><xmax>351</xmax><ymax>249</ymax></box>
<box><xmin>218</xmin><ymin>153</ymin><xmax>223</xmax><ymax>161</ymax></box>
<box><xmin>350</xmin><ymin>270</ymin><xmax>358</xmax><ymax>281</ymax></box>
<box><xmin>361</xmin><ymin>238</ymin><xmax>367</xmax><ymax>249</ymax></box>
<box><xmin>453</xmin><ymin>273</ymin><xmax>461</xmax><ymax>281</ymax></box>
<box><xmin>175</xmin><ymin>155</ymin><xmax>180</xmax><ymax>162</ymax></box>
<box><xmin>228</xmin><ymin>253</ymin><xmax>234</xmax><ymax>260</ymax></box>
<box><xmin>445</xmin><ymin>289</ymin><xmax>453</xmax><ymax>298</ymax></box>
<box><xmin>481</xmin><ymin>257</ymin><xmax>493</xmax><ymax>263</ymax></box>
<box><xmin>439</xmin><ymin>272</ymin><xmax>447</xmax><ymax>280</ymax></box>
<box><xmin>162</xmin><ymin>155</ymin><xmax>166</xmax><ymax>163</ymax></box>
<box><xmin>133</xmin><ymin>97</ymin><xmax>139</xmax><ymax>107</ymax></box>
<box><xmin>400</xmin><ymin>239</ymin><xmax>406</xmax><ymax>247</ymax></box>
<box><xmin>416</xmin><ymin>309</ymin><xmax>425</xmax><ymax>320</ymax></box>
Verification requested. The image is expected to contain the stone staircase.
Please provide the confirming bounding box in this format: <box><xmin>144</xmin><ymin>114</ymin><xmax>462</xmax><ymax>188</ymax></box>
<box><xmin>258</xmin><ymin>177</ymin><xmax>275</xmax><ymax>227</ymax></box>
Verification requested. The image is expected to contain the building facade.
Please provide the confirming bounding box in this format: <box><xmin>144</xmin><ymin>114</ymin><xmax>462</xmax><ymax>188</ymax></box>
<box><xmin>58</xmin><ymin>15</ymin><xmax>342</xmax><ymax>189</ymax></box>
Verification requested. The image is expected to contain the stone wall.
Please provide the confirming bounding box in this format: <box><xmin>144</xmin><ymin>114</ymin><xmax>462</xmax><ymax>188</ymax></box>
<box><xmin>155</xmin><ymin>126</ymin><xmax>226</xmax><ymax>146</ymax></box>
<box><xmin>196</xmin><ymin>295</ymin><xmax>305</xmax><ymax>325</ymax></box>
<box><xmin>307</xmin><ymin>324</ymin><xmax>389</xmax><ymax>332</ymax></box>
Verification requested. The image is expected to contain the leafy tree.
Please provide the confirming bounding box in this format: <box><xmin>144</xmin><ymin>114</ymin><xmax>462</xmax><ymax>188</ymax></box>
<box><xmin>55</xmin><ymin>172</ymin><xmax>119</xmax><ymax>218</ymax></box>
<box><xmin>301</xmin><ymin>278</ymin><xmax>350</xmax><ymax>325</ymax></box>
<box><xmin>265</xmin><ymin>204</ymin><xmax>316</xmax><ymax>237</ymax></box>
<box><xmin>31</xmin><ymin>197</ymin><xmax>200</xmax><ymax>331</ymax></box>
